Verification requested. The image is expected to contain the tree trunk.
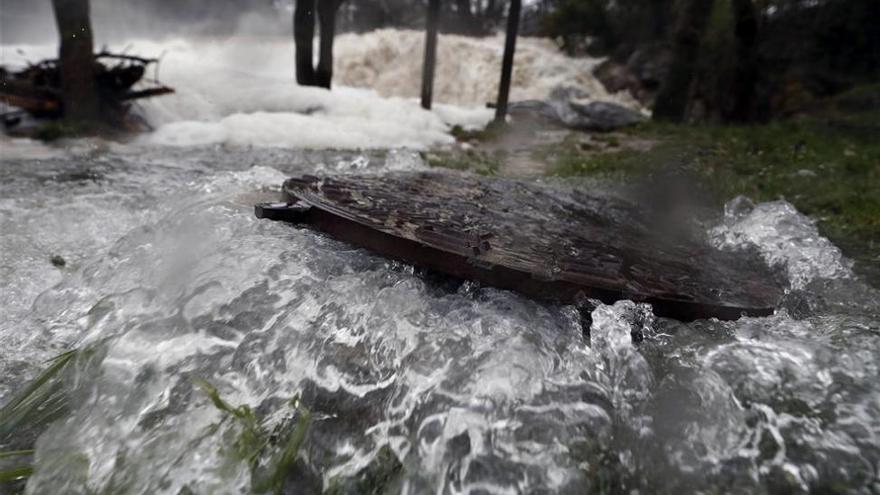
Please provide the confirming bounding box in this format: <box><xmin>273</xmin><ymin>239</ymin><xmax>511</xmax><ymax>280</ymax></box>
<box><xmin>315</xmin><ymin>0</ymin><xmax>340</xmax><ymax>89</ymax></box>
<box><xmin>51</xmin><ymin>0</ymin><xmax>99</xmax><ymax>123</ymax></box>
<box><xmin>294</xmin><ymin>0</ymin><xmax>316</xmax><ymax>86</ymax></box>
<box><xmin>421</xmin><ymin>0</ymin><xmax>441</xmax><ymax>109</ymax></box>
<box><xmin>725</xmin><ymin>0</ymin><xmax>759</xmax><ymax>122</ymax></box>
<box><xmin>495</xmin><ymin>0</ymin><xmax>522</xmax><ymax>124</ymax></box>
<box><xmin>653</xmin><ymin>0</ymin><xmax>715</xmax><ymax>122</ymax></box>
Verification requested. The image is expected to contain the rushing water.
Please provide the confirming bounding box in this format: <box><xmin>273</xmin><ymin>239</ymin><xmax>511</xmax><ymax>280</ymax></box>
<box><xmin>1</xmin><ymin>141</ymin><xmax>878</xmax><ymax>494</ymax></box>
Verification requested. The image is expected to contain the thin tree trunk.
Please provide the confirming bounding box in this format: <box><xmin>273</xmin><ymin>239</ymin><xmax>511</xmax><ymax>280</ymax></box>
<box><xmin>653</xmin><ymin>0</ymin><xmax>715</xmax><ymax>122</ymax></box>
<box><xmin>495</xmin><ymin>0</ymin><xmax>521</xmax><ymax>124</ymax></box>
<box><xmin>51</xmin><ymin>0</ymin><xmax>99</xmax><ymax>123</ymax></box>
<box><xmin>421</xmin><ymin>0</ymin><xmax>441</xmax><ymax>109</ymax></box>
<box><xmin>315</xmin><ymin>0</ymin><xmax>340</xmax><ymax>89</ymax></box>
<box><xmin>725</xmin><ymin>0</ymin><xmax>759</xmax><ymax>122</ymax></box>
<box><xmin>294</xmin><ymin>0</ymin><xmax>316</xmax><ymax>86</ymax></box>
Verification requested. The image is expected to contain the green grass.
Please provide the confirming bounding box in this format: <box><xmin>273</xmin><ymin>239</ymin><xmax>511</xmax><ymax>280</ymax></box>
<box><xmin>449</xmin><ymin>121</ymin><xmax>507</xmax><ymax>143</ymax></box>
<box><xmin>195</xmin><ymin>378</ymin><xmax>310</xmax><ymax>494</ymax></box>
<box><xmin>425</xmin><ymin>149</ymin><xmax>503</xmax><ymax>176</ymax></box>
<box><xmin>547</xmin><ymin>113</ymin><xmax>880</xmax><ymax>276</ymax></box>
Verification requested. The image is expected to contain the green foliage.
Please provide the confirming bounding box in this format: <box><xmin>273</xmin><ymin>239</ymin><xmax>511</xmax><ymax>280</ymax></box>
<box><xmin>449</xmin><ymin>122</ymin><xmax>506</xmax><ymax>143</ymax></box>
<box><xmin>692</xmin><ymin>0</ymin><xmax>739</xmax><ymax>118</ymax></box>
<box><xmin>541</xmin><ymin>0</ymin><xmax>672</xmax><ymax>54</ymax></box>
<box><xmin>195</xmin><ymin>378</ymin><xmax>311</xmax><ymax>495</ymax></box>
<box><xmin>542</xmin><ymin>0</ymin><xmax>615</xmax><ymax>50</ymax></box>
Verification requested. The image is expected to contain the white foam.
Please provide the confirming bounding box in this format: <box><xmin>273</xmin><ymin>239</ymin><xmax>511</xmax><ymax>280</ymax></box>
<box><xmin>333</xmin><ymin>29</ymin><xmax>638</xmax><ymax>107</ymax></box>
<box><xmin>710</xmin><ymin>197</ymin><xmax>852</xmax><ymax>289</ymax></box>
<box><xmin>2</xmin><ymin>30</ymin><xmax>638</xmax><ymax>150</ymax></box>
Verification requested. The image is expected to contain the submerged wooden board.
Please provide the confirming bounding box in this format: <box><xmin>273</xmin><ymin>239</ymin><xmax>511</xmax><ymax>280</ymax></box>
<box><xmin>257</xmin><ymin>172</ymin><xmax>782</xmax><ymax>321</ymax></box>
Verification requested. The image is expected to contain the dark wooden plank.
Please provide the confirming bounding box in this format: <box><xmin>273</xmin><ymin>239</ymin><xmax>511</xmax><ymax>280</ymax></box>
<box><xmin>258</xmin><ymin>172</ymin><xmax>783</xmax><ymax>321</ymax></box>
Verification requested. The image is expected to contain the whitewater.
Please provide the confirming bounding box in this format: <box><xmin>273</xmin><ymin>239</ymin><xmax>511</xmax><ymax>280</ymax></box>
<box><xmin>1</xmin><ymin>29</ymin><xmax>639</xmax><ymax>151</ymax></box>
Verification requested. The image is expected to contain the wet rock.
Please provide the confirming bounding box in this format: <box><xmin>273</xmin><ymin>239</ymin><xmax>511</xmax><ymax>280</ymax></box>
<box><xmin>626</xmin><ymin>44</ymin><xmax>673</xmax><ymax>90</ymax></box>
<box><xmin>592</xmin><ymin>44</ymin><xmax>671</xmax><ymax>107</ymax></box>
<box><xmin>509</xmin><ymin>99</ymin><xmax>644</xmax><ymax>132</ymax></box>
<box><xmin>570</xmin><ymin>101</ymin><xmax>646</xmax><ymax>131</ymax></box>
<box><xmin>593</xmin><ymin>60</ymin><xmax>646</xmax><ymax>103</ymax></box>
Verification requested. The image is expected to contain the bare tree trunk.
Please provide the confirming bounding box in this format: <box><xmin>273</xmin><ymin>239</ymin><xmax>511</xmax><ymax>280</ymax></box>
<box><xmin>725</xmin><ymin>0</ymin><xmax>759</xmax><ymax>122</ymax></box>
<box><xmin>51</xmin><ymin>0</ymin><xmax>99</xmax><ymax>123</ymax></box>
<box><xmin>653</xmin><ymin>0</ymin><xmax>715</xmax><ymax>122</ymax></box>
<box><xmin>315</xmin><ymin>0</ymin><xmax>340</xmax><ymax>89</ymax></box>
<box><xmin>421</xmin><ymin>0</ymin><xmax>441</xmax><ymax>109</ymax></box>
<box><xmin>495</xmin><ymin>0</ymin><xmax>521</xmax><ymax>124</ymax></box>
<box><xmin>294</xmin><ymin>0</ymin><xmax>316</xmax><ymax>86</ymax></box>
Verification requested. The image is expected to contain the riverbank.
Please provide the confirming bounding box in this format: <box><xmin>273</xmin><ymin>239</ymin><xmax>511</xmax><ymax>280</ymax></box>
<box><xmin>432</xmin><ymin>86</ymin><xmax>880</xmax><ymax>284</ymax></box>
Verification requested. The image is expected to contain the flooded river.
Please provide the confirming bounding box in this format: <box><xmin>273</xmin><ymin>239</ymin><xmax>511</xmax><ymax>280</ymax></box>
<box><xmin>1</xmin><ymin>141</ymin><xmax>878</xmax><ymax>494</ymax></box>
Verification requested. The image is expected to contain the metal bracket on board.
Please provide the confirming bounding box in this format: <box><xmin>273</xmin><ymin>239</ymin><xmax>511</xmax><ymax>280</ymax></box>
<box><xmin>254</xmin><ymin>201</ymin><xmax>312</xmax><ymax>223</ymax></box>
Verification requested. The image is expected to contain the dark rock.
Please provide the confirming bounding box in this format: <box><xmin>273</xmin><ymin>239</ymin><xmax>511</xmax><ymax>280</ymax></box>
<box><xmin>508</xmin><ymin>99</ymin><xmax>644</xmax><ymax>132</ymax></box>
<box><xmin>593</xmin><ymin>60</ymin><xmax>643</xmax><ymax>97</ymax></box>
<box><xmin>570</xmin><ymin>101</ymin><xmax>645</xmax><ymax>131</ymax></box>
<box><xmin>50</xmin><ymin>255</ymin><xmax>66</xmax><ymax>267</ymax></box>
<box><xmin>626</xmin><ymin>44</ymin><xmax>673</xmax><ymax>90</ymax></box>
<box><xmin>592</xmin><ymin>44</ymin><xmax>673</xmax><ymax>107</ymax></box>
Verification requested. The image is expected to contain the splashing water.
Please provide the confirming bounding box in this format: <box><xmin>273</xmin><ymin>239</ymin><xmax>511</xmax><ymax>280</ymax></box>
<box><xmin>710</xmin><ymin>196</ymin><xmax>852</xmax><ymax>290</ymax></box>
<box><xmin>332</xmin><ymin>29</ymin><xmax>640</xmax><ymax>108</ymax></box>
<box><xmin>0</xmin><ymin>143</ymin><xmax>878</xmax><ymax>494</ymax></box>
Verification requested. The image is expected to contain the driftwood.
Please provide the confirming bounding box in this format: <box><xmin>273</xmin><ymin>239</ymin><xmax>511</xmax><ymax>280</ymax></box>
<box><xmin>256</xmin><ymin>172</ymin><xmax>782</xmax><ymax>321</ymax></box>
<box><xmin>0</xmin><ymin>52</ymin><xmax>173</xmax><ymax>129</ymax></box>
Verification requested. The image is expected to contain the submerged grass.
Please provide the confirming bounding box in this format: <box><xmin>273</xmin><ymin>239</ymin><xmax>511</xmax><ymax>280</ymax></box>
<box><xmin>0</xmin><ymin>450</ymin><xmax>35</xmax><ymax>484</ymax></box>
<box><xmin>195</xmin><ymin>378</ymin><xmax>311</xmax><ymax>494</ymax></box>
<box><xmin>0</xmin><ymin>350</ymin><xmax>77</xmax><ymax>442</ymax></box>
<box><xmin>0</xmin><ymin>349</ymin><xmax>82</xmax><ymax>490</ymax></box>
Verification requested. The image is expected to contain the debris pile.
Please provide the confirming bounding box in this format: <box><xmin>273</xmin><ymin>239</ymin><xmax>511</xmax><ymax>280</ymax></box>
<box><xmin>0</xmin><ymin>52</ymin><xmax>174</xmax><ymax>133</ymax></box>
